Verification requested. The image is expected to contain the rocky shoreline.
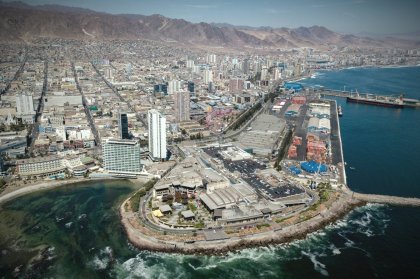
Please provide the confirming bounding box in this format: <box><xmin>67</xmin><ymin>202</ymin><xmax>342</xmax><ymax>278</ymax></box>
<box><xmin>120</xmin><ymin>194</ymin><xmax>367</xmax><ymax>255</ymax></box>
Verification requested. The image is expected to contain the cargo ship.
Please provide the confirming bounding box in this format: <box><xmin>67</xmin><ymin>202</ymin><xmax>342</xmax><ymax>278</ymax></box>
<box><xmin>346</xmin><ymin>93</ymin><xmax>404</xmax><ymax>108</ymax></box>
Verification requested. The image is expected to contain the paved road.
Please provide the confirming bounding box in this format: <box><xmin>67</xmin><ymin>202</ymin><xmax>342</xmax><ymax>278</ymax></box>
<box><xmin>29</xmin><ymin>60</ymin><xmax>48</xmax><ymax>151</ymax></box>
<box><xmin>71</xmin><ymin>62</ymin><xmax>102</xmax><ymax>147</ymax></box>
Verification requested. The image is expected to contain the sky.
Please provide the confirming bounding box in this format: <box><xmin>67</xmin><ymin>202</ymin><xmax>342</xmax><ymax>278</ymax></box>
<box><xmin>6</xmin><ymin>0</ymin><xmax>420</xmax><ymax>34</ymax></box>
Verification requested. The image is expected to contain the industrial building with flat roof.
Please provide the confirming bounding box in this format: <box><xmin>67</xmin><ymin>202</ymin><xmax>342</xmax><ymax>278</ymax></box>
<box><xmin>237</xmin><ymin>114</ymin><xmax>286</xmax><ymax>157</ymax></box>
<box><xmin>199</xmin><ymin>183</ymin><xmax>257</xmax><ymax>211</ymax></box>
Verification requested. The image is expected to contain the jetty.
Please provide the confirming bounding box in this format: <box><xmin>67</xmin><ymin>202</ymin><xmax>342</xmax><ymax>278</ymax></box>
<box><xmin>351</xmin><ymin>192</ymin><xmax>420</xmax><ymax>207</ymax></box>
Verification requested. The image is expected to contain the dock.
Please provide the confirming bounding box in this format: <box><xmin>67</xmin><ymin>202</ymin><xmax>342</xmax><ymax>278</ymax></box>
<box><xmin>313</xmin><ymin>88</ymin><xmax>420</xmax><ymax>108</ymax></box>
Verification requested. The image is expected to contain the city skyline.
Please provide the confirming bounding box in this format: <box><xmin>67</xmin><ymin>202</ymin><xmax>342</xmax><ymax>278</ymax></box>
<box><xmin>2</xmin><ymin>0</ymin><xmax>420</xmax><ymax>35</ymax></box>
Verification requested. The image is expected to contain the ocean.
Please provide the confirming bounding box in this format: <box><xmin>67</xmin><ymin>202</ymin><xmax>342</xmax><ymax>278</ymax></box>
<box><xmin>1</xmin><ymin>66</ymin><xmax>420</xmax><ymax>278</ymax></box>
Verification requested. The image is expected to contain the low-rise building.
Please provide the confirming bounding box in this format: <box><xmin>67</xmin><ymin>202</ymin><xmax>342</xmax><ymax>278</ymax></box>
<box><xmin>16</xmin><ymin>156</ymin><xmax>66</xmax><ymax>178</ymax></box>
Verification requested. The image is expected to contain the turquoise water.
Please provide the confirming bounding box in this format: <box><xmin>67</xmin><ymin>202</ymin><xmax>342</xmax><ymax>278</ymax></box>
<box><xmin>1</xmin><ymin>67</ymin><xmax>420</xmax><ymax>278</ymax></box>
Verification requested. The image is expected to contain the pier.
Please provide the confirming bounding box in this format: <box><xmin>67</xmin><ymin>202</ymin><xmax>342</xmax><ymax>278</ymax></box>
<box><xmin>313</xmin><ymin>88</ymin><xmax>420</xmax><ymax>108</ymax></box>
<box><xmin>351</xmin><ymin>192</ymin><xmax>420</xmax><ymax>207</ymax></box>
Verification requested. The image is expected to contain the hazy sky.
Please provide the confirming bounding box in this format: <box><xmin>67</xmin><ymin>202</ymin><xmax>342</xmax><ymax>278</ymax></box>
<box><xmin>9</xmin><ymin>0</ymin><xmax>420</xmax><ymax>34</ymax></box>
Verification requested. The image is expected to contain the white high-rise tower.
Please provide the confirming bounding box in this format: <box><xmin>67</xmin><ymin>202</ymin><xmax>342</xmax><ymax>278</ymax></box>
<box><xmin>148</xmin><ymin>110</ymin><xmax>167</xmax><ymax>161</ymax></box>
<box><xmin>203</xmin><ymin>69</ymin><xmax>213</xmax><ymax>84</ymax></box>
<box><xmin>168</xmin><ymin>79</ymin><xmax>181</xmax><ymax>95</ymax></box>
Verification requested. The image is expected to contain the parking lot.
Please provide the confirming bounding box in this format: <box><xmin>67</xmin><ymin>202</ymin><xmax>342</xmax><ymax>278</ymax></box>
<box><xmin>201</xmin><ymin>142</ymin><xmax>308</xmax><ymax>202</ymax></box>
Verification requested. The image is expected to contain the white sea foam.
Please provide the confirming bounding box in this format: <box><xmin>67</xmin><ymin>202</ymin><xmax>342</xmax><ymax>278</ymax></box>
<box><xmin>351</xmin><ymin>212</ymin><xmax>372</xmax><ymax>227</ymax></box>
<box><xmin>188</xmin><ymin>262</ymin><xmax>217</xmax><ymax>271</ymax></box>
<box><xmin>91</xmin><ymin>255</ymin><xmax>109</xmax><ymax>270</ymax></box>
<box><xmin>116</xmin><ymin>253</ymin><xmax>187</xmax><ymax>279</ymax></box>
<box><xmin>328</xmin><ymin>244</ymin><xmax>341</xmax><ymax>255</ymax></box>
<box><xmin>89</xmin><ymin>246</ymin><xmax>113</xmax><ymax>271</ymax></box>
<box><xmin>338</xmin><ymin>232</ymin><xmax>355</xmax><ymax>247</ymax></box>
<box><xmin>301</xmin><ymin>251</ymin><xmax>329</xmax><ymax>276</ymax></box>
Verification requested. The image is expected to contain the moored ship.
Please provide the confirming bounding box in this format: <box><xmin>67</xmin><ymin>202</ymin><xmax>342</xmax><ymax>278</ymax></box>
<box><xmin>346</xmin><ymin>93</ymin><xmax>404</xmax><ymax>108</ymax></box>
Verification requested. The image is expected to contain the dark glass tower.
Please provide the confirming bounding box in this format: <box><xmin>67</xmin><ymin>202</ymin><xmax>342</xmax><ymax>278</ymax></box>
<box><xmin>118</xmin><ymin>112</ymin><xmax>129</xmax><ymax>139</ymax></box>
<box><xmin>188</xmin><ymin>81</ymin><xmax>195</xmax><ymax>93</ymax></box>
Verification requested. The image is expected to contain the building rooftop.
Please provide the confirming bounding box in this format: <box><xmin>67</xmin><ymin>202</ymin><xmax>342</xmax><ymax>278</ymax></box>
<box><xmin>159</xmin><ymin>204</ymin><xmax>172</xmax><ymax>213</ymax></box>
<box><xmin>181</xmin><ymin>210</ymin><xmax>195</xmax><ymax>219</ymax></box>
<box><xmin>105</xmin><ymin>138</ymin><xmax>139</xmax><ymax>145</ymax></box>
<box><xmin>16</xmin><ymin>155</ymin><xmax>62</xmax><ymax>165</ymax></box>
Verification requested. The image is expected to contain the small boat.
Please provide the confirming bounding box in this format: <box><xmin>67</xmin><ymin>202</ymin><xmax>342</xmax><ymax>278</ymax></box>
<box><xmin>349</xmin><ymin>166</ymin><xmax>356</xmax><ymax>170</ymax></box>
<box><xmin>338</xmin><ymin>105</ymin><xmax>343</xmax><ymax>117</ymax></box>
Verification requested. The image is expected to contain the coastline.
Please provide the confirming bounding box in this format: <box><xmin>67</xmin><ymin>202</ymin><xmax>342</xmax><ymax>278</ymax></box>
<box><xmin>290</xmin><ymin>64</ymin><xmax>419</xmax><ymax>83</ymax></box>
<box><xmin>119</xmin><ymin>192</ymin><xmax>366</xmax><ymax>255</ymax></box>
<box><xmin>308</xmin><ymin>64</ymin><xmax>420</xmax><ymax>74</ymax></box>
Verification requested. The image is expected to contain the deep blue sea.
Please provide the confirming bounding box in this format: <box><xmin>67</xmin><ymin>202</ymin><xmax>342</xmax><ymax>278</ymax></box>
<box><xmin>1</xmin><ymin>67</ymin><xmax>420</xmax><ymax>278</ymax></box>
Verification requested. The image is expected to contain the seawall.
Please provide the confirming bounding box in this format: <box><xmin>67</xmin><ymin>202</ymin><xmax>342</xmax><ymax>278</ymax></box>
<box><xmin>120</xmin><ymin>194</ymin><xmax>365</xmax><ymax>255</ymax></box>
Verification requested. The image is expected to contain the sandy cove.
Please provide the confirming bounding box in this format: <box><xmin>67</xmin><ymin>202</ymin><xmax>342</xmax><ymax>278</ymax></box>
<box><xmin>0</xmin><ymin>178</ymin><xmax>120</xmax><ymax>205</ymax></box>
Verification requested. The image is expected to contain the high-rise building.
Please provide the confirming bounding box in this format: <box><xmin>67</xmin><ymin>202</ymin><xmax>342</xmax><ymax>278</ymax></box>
<box><xmin>103</xmin><ymin>139</ymin><xmax>142</xmax><ymax>175</ymax></box>
<box><xmin>192</xmin><ymin>65</ymin><xmax>201</xmax><ymax>74</ymax></box>
<box><xmin>273</xmin><ymin>68</ymin><xmax>280</xmax><ymax>80</ymax></box>
<box><xmin>203</xmin><ymin>69</ymin><xmax>213</xmax><ymax>84</ymax></box>
<box><xmin>148</xmin><ymin>109</ymin><xmax>167</xmax><ymax>161</ymax></box>
<box><xmin>244</xmin><ymin>81</ymin><xmax>251</xmax><ymax>90</ymax></box>
<box><xmin>206</xmin><ymin>54</ymin><xmax>217</xmax><ymax>64</ymax></box>
<box><xmin>208</xmin><ymin>81</ymin><xmax>215</xmax><ymax>93</ymax></box>
<box><xmin>294</xmin><ymin>63</ymin><xmax>303</xmax><ymax>77</ymax></box>
<box><xmin>154</xmin><ymin>83</ymin><xmax>168</xmax><ymax>95</ymax></box>
<box><xmin>186</xmin><ymin>60</ymin><xmax>195</xmax><ymax>68</ymax></box>
<box><xmin>243</xmin><ymin>59</ymin><xmax>250</xmax><ymax>74</ymax></box>
<box><xmin>168</xmin><ymin>79</ymin><xmax>181</xmax><ymax>95</ymax></box>
<box><xmin>229</xmin><ymin>78</ymin><xmax>244</xmax><ymax>93</ymax></box>
<box><xmin>118</xmin><ymin>112</ymin><xmax>130</xmax><ymax>139</ymax></box>
<box><xmin>104</xmin><ymin>66</ymin><xmax>113</xmax><ymax>81</ymax></box>
<box><xmin>187</xmin><ymin>81</ymin><xmax>195</xmax><ymax>93</ymax></box>
<box><xmin>16</xmin><ymin>94</ymin><xmax>35</xmax><ymax>124</ymax></box>
<box><xmin>174</xmin><ymin>91</ymin><xmax>190</xmax><ymax>122</ymax></box>
<box><xmin>16</xmin><ymin>94</ymin><xmax>35</xmax><ymax>115</ymax></box>
<box><xmin>255</xmin><ymin>61</ymin><xmax>262</xmax><ymax>72</ymax></box>
<box><xmin>260</xmin><ymin>67</ymin><xmax>268</xmax><ymax>81</ymax></box>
